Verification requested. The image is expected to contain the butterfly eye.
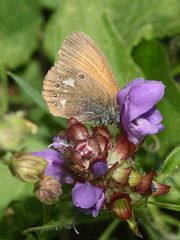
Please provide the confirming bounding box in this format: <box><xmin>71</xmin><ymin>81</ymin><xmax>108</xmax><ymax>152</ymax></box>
<box><xmin>78</xmin><ymin>73</ymin><xmax>85</xmax><ymax>79</ymax></box>
<box><xmin>57</xmin><ymin>75</ymin><xmax>63</xmax><ymax>80</ymax></box>
<box><xmin>52</xmin><ymin>93</ymin><xmax>58</xmax><ymax>98</ymax></box>
<box><xmin>54</xmin><ymin>83</ymin><xmax>60</xmax><ymax>88</ymax></box>
<box><xmin>54</xmin><ymin>102</ymin><xmax>60</xmax><ymax>108</ymax></box>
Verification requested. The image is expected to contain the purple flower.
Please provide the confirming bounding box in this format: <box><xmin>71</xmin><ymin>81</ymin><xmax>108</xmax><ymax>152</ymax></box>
<box><xmin>72</xmin><ymin>182</ymin><xmax>105</xmax><ymax>217</ymax></box>
<box><xmin>92</xmin><ymin>161</ymin><xmax>108</xmax><ymax>177</ymax></box>
<box><xmin>49</xmin><ymin>134</ymin><xmax>69</xmax><ymax>152</ymax></box>
<box><xmin>32</xmin><ymin>149</ymin><xmax>73</xmax><ymax>184</ymax></box>
<box><xmin>117</xmin><ymin>78</ymin><xmax>165</xmax><ymax>145</ymax></box>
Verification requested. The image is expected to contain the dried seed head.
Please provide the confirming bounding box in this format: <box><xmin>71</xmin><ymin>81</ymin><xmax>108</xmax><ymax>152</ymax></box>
<box><xmin>34</xmin><ymin>176</ymin><xmax>62</xmax><ymax>205</ymax></box>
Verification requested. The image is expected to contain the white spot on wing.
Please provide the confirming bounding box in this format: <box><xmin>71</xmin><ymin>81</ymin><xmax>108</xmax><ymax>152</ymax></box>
<box><xmin>60</xmin><ymin>99</ymin><xmax>67</xmax><ymax>108</ymax></box>
<box><xmin>63</xmin><ymin>78</ymin><xmax>75</xmax><ymax>88</ymax></box>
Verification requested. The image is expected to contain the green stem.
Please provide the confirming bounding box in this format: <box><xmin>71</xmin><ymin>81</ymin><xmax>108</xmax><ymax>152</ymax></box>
<box><xmin>0</xmin><ymin>66</ymin><xmax>8</xmax><ymax>114</ymax></box>
<box><xmin>43</xmin><ymin>205</ymin><xmax>50</xmax><ymax>225</ymax></box>
<box><xmin>147</xmin><ymin>201</ymin><xmax>180</xmax><ymax>212</ymax></box>
<box><xmin>37</xmin><ymin>205</ymin><xmax>50</xmax><ymax>240</ymax></box>
<box><xmin>98</xmin><ymin>218</ymin><xmax>120</xmax><ymax>240</ymax></box>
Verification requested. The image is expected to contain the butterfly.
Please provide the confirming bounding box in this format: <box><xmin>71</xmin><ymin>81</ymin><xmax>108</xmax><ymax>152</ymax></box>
<box><xmin>42</xmin><ymin>32</ymin><xmax>120</xmax><ymax>124</ymax></box>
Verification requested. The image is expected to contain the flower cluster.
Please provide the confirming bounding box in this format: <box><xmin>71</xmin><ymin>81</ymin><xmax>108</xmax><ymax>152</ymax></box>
<box><xmin>10</xmin><ymin>78</ymin><xmax>170</xmax><ymax>237</ymax></box>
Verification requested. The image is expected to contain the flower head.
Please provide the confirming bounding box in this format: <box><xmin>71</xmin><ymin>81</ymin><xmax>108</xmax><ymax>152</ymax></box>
<box><xmin>117</xmin><ymin>78</ymin><xmax>165</xmax><ymax>145</ymax></box>
<box><xmin>32</xmin><ymin>149</ymin><xmax>73</xmax><ymax>184</ymax></box>
<box><xmin>72</xmin><ymin>182</ymin><xmax>105</xmax><ymax>217</ymax></box>
<box><xmin>34</xmin><ymin>175</ymin><xmax>62</xmax><ymax>205</ymax></box>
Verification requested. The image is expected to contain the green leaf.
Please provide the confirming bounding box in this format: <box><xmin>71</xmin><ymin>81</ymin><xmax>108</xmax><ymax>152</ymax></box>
<box><xmin>148</xmin><ymin>201</ymin><xmax>180</xmax><ymax>212</ymax></box>
<box><xmin>0</xmin><ymin>163</ymin><xmax>33</xmax><ymax>217</ymax></box>
<box><xmin>8</xmin><ymin>72</ymin><xmax>47</xmax><ymax>111</ymax></box>
<box><xmin>43</xmin><ymin>0</ymin><xmax>143</xmax><ymax>87</ymax></box>
<box><xmin>0</xmin><ymin>111</ymin><xmax>38</xmax><ymax>151</ymax></box>
<box><xmin>157</xmin><ymin>147</ymin><xmax>180</xmax><ymax>181</ymax></box>
<box><xmin>0</xmin><ymin>0</ymin><xmax>42</xmax><ymax>69</ymax></box>
<box><xmin>8</xmin><ymin>71</ymin><xmax>67</xmax><ymax>129</ymax></box>
<box><xmin>24</xmin><ymin>210</ymin><xmax>112</xmax><ymax>234</ymax></box>
<box><xmin>39</xmin><ymin>0</ymin><xmax>60</xmax><ymax>9</ymax></box>
<box><xmin>110</xmin><ymin>0</ymin><xmax>180</xmax><ymax>50</ymax></box>
<box><xmin>132</xmin><ymin>40</ymin><xmax>180</xmax><ymax>156</ymax></box>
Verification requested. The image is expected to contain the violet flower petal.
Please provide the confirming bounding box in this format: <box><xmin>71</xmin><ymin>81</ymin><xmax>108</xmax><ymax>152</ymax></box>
<box><xmin>128</xmin><ymin>81</ymin><xmax>164</xmax><ymax>121</ymax></box>
<box><xmin>32</xmin><ymin>149</ymin><xmax>73</xmax><ymax>184</ymax></box>
<box><xmin>92</xmin><ymin>161</ymin><xmax>108</xmax><ymax>177</ymax></box>
<box><xmin>72</xmin><ymin>182</ymin><xmax>105</xmax><ymax>217</ymax></box>
<box><xmin>117</xmin><ymin>78</ymin><xmax>165</xmax><ymax>145</ymax></box>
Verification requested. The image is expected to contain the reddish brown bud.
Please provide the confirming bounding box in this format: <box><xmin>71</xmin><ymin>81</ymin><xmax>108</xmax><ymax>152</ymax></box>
<box><xmin>151</xmin><ymin>181</ymin><xmax>171</xmax><ymax>196</ymax></box>
<box><xmin>67</xmin><ymin>118</ymin><xmax>79</xmax><ymax>128</ymax></box>
<box><xmin>108</xmin><ymin>134</ymin><xmax>136</xmax><ymax>165</ymax></box>
<box><xmin>92</xmin><ymin>126</ymin><xmax>112</xmax><ymax>145</ymax></box>
<box><xmin>112</xmin><ymin>166</ymin><xmax>132</xmax><ymax>185</ymax></box>
<box><xmin>87</xmin><ymin>137</ymin><xmax>101</xmax><ymax>159</ymax></box>
<box><xmin>63</xmin><ymin>147</ymin><xmax>83</xmax><ymax>168</ymax></box>
<box><xmin>34</xmin><ymin>176</ymin><xmax>62</xmax><ymax>205</ymax></box>
<box><xmin>66</xmin><ymin>121</ymin><xmax>88</xmax><ymax>142</ymax></box>
<box><xmin>136</xmin><ymin>171</ymin><xmax>156</xmax><ymax>195</ymax></box>
<box><xmin>94</xmin><ymin>134</ymin><xmax>110</xmax><ymax>159</ymax></box>
<box><xmin>108</xmin><ymin>193</ymin><xmax>132</xmax><ymax>220</ymax></box>
<box><xmin>75</xmin><ymin>139</ymin><xmax>93</xmax><ymax>158</ymax></box>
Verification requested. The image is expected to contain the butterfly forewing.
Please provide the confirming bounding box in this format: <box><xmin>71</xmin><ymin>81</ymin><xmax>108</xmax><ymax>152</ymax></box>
<box><xmin>43</xmin><ymin>32</ymin><xmax>119</xmax><ymax>123</ymax></box>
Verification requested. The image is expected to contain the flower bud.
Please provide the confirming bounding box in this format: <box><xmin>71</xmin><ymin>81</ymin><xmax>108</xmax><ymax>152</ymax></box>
<box><xmin>63</xmin><ymin>148</ymin><xmax>86</xmax><ymax>171</ymax></box>
<box><xmin>136</xmin><ymin>171</ymin><xmax>156</xmax><ymax>195</ymax></box>
<box><xmin>127</xmin><ymin>215</ymin><xmax>142</xmax><ymax>238</ymax></box>
<box><xmin>107</xmin><ymin>134</ymin><xmax>136</xmax><ymax>165</ymax></box>
<box><xmin>151</xmin><ymin>181</ymin><xmax>170</xmax><ymax>196</ymax></box>
<box><xmin>94</xmin><ymin>134</ymin><xmax>110</xmax><ymax>159</ymax></box>
<box><xmin>92</xmin><ymin>126</ymin><xmax>112</xmax><ymax>146</ymax></box>
<box><xmin>75</xmin><ymin>139</ymin><xmax>93</xmax><ymax>158</ymax></box>
<box><xmin>10</xmin><ymin>153</ymin><xmax>47</xmax><ymax>182</ymax></box>
<box><xmin>108</xmin><ymin>193</ymin><xmax>132</xmax><ymax>220</ymax></box>
<box><xmin>112</xmin><ymin>166</ymin><xmax>132</xmax><ymax>185</ymax></box>
<box><xmin>50</xmin><ymin>133</ymin><xmax>69</xmax><ymax>152</ymax></box>
<box><xmin>34</xmin><ymin>176</ymin><xmax>62</xmax><ymax>205</ymax></box>
<box><xmin>67</xmin><ymin>118</ymin><xmax>78</xmax><ymax>128</ymax></box>
<box><xmin>128</xmin><ymin>169</ymin><xmax>143</xmax><ymax>187</ymax></box>
<box><xmin>66</xmin><ymin>119</ymin><xmax>88</xmax><ymax>142</ymax></box>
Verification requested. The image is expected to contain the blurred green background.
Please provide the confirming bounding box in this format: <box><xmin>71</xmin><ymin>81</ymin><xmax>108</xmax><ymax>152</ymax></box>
<box><xmin>0</xmin><ymin>0</ymin><xmax>180</xmax><ymax>239</ymax></box>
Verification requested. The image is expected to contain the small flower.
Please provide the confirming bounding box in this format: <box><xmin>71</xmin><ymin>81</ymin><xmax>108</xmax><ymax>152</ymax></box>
<box><xmin>72</xmin><ymin>182</ymin><xmax>105</xmax><ymax>217</ymax></box>
<box><xmin>92</xmin><ymin>161</ymin><xmax>108</xmax><ymax>177</ymax></box>
<box><xmin>32</xmin><ymin>149</ymin><xmax>73</xmax><ymax>184</ymax></box>
<box><xmin>50</xmin><ymin>133</ymin><xmax>69</xmax><ymax>152</ymax></box>
<box><xmin>117</xmin><ymin>78</ymin><xmax>165</xmax><ymax>145</ymax></box>
<box><xmin>34</xmin><ymin>175</ymin><xmax>62</xmax><ymax>205</ymax></box>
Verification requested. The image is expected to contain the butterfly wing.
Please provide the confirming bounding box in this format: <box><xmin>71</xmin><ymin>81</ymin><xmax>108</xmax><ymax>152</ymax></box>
<box><xmin>43</xmin><ymin>32</ymin><xmax>119</xmax><ymax>123</ymax></box>
<box><xmin>58</xmin><ymin>32</ymin><xmax>119</xmax><ymax>96</ymax></box>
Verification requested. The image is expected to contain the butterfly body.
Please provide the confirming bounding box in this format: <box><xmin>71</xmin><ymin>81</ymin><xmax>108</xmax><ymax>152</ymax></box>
<box><xmin>43</xmin><ymin>32</ymin><xmax>120</xmax><ymax>124</ymax></box>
